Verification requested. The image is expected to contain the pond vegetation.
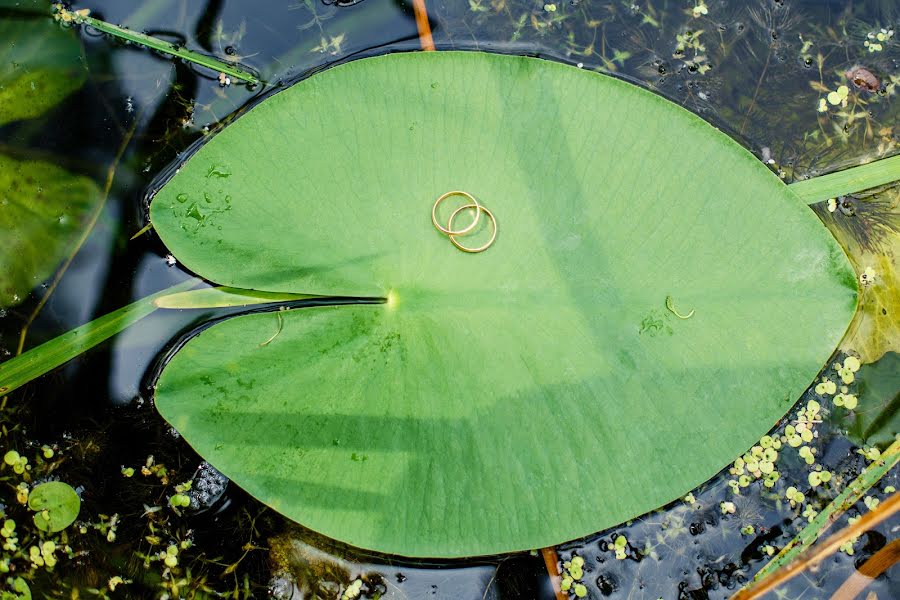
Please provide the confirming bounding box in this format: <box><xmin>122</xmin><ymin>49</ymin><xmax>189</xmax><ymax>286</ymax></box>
<box><xmin>0</xmin><ymin>0</ymin><xmax>897</xmax><ymax>598</ymax></box>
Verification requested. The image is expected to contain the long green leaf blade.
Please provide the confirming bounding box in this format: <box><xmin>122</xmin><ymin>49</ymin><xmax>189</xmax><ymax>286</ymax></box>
<box><xmin>0</xmin><ymin>280</ymin><xmax>198</xmax><ymax>395</ymax></box>
<box><xmin>154</xmin><ymin>286</ymin><xmax>318</xmax><ymax>309</ymax></box>
<box><xmin>788</xmin><ymin>154</ymin><xmax>900</xmax><ymax>204</ymax></box>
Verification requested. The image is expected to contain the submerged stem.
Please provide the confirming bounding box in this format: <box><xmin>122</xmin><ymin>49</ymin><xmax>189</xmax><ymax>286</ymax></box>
<box><xmin>16</xmin><ymin>117</ymin><xmax>138</xmax><ymax>356</ymax></box>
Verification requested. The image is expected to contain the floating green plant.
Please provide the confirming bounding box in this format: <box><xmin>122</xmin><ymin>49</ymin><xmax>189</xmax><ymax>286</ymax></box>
<box><xmin>52</xmin><ymin>4</ymin><xmax>260</xmax><ymax>85</ymax></box>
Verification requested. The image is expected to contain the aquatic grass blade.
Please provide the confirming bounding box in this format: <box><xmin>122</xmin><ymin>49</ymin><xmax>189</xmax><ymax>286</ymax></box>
<box><xmin>788</xmin><ymin>154</ymin><xmax>900</xmax><ymax>205</ymax></box>
<box><xmin>0</xmin><ymin>280</ymin><xmax>198</xmax><ymax>396</ymax></box>
<box><xmin>153</xmin><ymin>286</ymin><xmax>317</xmax><ymax>309</ymax></box>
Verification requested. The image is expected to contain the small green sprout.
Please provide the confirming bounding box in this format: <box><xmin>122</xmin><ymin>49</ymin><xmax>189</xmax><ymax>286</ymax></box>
<box><xmin>121</xmin><ymin>466</ymin><xmax>135</xmax><ymax>477</ymax></box>
<box><xmin>1</xmin><ymin>520</ymin><xmax>18</xmax><ymax>552</ymax></box>
<box><xmin>798</xmin><ymin>445</ymin><xmax>816</xmax><ymax>465</ymax></box>
<box><xmin>665</xmin><ymin>295</ymin><xmax>695</xmax><ymax>319</ymax></box>
<box><xmin>691</xmin><ymin>2</ymin><xmax>708</xmax><ymax>18</ymax></box>
<box><xmin>864</xmin><ymin>28</ymin><xmax>893</xmax><ymax>52</ymax></box>
<box><xmin>606</xmin><ymin>535</ymin><xmax>628</xmax><ymax>559</ymax></box>
<box><xmin>15</xmin><ymin>483</ymin><xmax>28</xmax><ymax>506</ymax></box>
<box><xmin>543</xmin><ymin>3</ymin><xmax>557</xmax><ymax>12</ymax></box>
<box><xmin>833</xmin><ymin>393</ymin><xmax>858</xmax><ymax>410</ymax></box>
<box><xmin>740</xmin><ymin>525</ymin><xmax>754</xmax><ymax>535</ymax></box>
<box><xmin>814</xmin><ymin>378</ymin><xmax>836</xmax><ymax>395</ymax></box>
<box><xmin>857</xmin><ymin>446</ymin><xmax>881</xmax><ymax>461</ymax></box>
<box><xmin>41</xmin><ymin>445</ymin><xmax>54</xmax><ymax>459</ymax></box>
<box><xmin>827</xmin><ymin>85</ymin><xmax>849</xmax><ymax>106</ymax></box>
<box><xmin>840</xmin><ymin>516</ymin><xmax>861</xmax><ymax>554</ymax></box>
<box><xmin>863</xmin><ymin>496</ymin><xmax>880</xmax><ymax>511</ymax></box>
<box><xmin>762</xmin><ymin>544</ymin><xmax>776</xmax><ymax>556</ymax></box>
<box><xmin>784</xmin><ymin>486</ymin><xmax>805</xmax><ymax>507</ymax></box>
<box><xmin>683</xmin><ymin>493</ymin><xmax>696</xmax><ymax>505</ymax></box>
<box><xmin>169</xmin><ymin>494</ymin><xmax>191</xmax><ymax>508</ymax></box>
<box><xmin>720</xmin><ymin>501</ymin><xmax>736</xmax><ymax>515</ymax></box>
<box><xmin>3</xmin><ymin>451</ymin><xmax>29</xmax><ymax>475</ymax></box>
<box><xmin>341</xmin><ymin>578</ymin><xmax>364</xmax><ymax>600</ymax></box>
<box><xmin>807</xmin><ymin>470</ymin><xmax>831</xmax><ymax>487</ymax></box>
<box><xmin>802</xmin><ymin>505</ymin><xmax>818</xmax><ymax>522</ymax></box>
<box><xmin>161</xmin><ymin>544</ymin><xmax>179</xmax><ymax>568</ymax></box>
<box><xmin>885</xmin><ymin>486</ymin><xmax>897</xmax><ymax>494</ymax></box>
<box><xmin>560</xmin><ymin>554</ymin><xmax>586</xmax><ymax>594</ymax></box>
<box><xmin>835</xmin><ymin>355</ymin><xmax>861</xmax><ymax>384</ymax></box>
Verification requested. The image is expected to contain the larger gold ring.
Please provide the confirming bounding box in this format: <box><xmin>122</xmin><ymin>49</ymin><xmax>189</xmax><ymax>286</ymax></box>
<box><xmin>448</xmin><ymin>204</ymin><xmax>497</xmax><ymax>253</ymax></box>
<box><xmin>432</xmin><ymin>191</ymin><xmax>481</xmax><ymax>236</ymax></box>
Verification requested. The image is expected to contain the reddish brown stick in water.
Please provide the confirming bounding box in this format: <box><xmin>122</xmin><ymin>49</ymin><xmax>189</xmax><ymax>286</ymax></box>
<box><xmin>412</xmin><ymin>0</ymin><xmax>435</xmax><ymax>51</ymax></box>
<box><xmin>734</xmin><ymin>492</ymin><xmax>900</xmax><ymax>600</ymax></box>
<box><xmin>541</xmin><ymin>547</ymin><xmax>567</xmax><ymax>600</ymax></box>
<box><xmin>830</xmin><ymin>538</ymin><xmax>900</xmax><ymax>600</ymax></box>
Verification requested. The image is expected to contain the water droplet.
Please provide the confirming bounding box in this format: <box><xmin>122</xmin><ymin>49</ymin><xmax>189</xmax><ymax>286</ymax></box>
<box><xmin>186</xmin><ymin>203</ymin><xmax>204</xmax><ymax>221</ymax></box>
<box><xmin>176</xmin><ymin>193</ymin><xmax>188</xmax><ymax>203</ymax></box>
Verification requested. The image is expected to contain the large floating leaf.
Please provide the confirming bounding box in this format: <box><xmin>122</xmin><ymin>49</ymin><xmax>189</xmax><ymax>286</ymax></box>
<box><xmin>0</xmin><ymin>15</ymin><xmax>86</xmax><ymax>127</ymax></box>
<box><xmin>0</xmin><ymin>154</ymin><xmax>100</xmax><ymax>308</ymax></box>
<box><xmin>846</xmin><ymin>352</ymin><xmax>899</xmax><ymax>448</ymax></box>
<box><xmin>150</xmin><ymin>52</ymin><xmax>857</xmax><ymax>557</ymax></box>
<box><xmin>813</xmin><ymin>184</ymin><xmax>900</xmax><ymax>363</ymax></box>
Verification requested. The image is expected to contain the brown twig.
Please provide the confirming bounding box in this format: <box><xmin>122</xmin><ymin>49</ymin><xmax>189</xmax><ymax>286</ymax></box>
<box><xmin>412</xmin><ymin>0</ymin><xmax>435</xmax><ymax>51</ymax></box>
<box><xmin>733</xmin><ymin>491</ymin><xmax>900</xmax><ymax>600</ymax></box>
<box><xmin>541</xmin><ymin>547</ymin><xmax>567</xmax><ymax>600</ymax></box>
<box><xmin>830</xmin><ymin>538</ymin><xmax>900</xmax><ymax>600</ymax></box>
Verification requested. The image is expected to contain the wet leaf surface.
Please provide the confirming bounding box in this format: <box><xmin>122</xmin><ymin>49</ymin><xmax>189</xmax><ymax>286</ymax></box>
<box><xmin>151</xmin><ymin>52</ymin><xmax>856</xmax><ymax>557</ymax></box>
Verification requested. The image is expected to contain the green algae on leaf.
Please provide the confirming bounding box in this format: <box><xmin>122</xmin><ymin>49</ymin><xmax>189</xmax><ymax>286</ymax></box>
<box><xmin>149</xmin><ymin>52</ymin><xmax>857</xmax><ymax>557</ymax></box>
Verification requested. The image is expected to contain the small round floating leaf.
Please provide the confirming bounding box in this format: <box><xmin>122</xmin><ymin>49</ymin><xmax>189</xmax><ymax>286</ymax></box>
<box><xmin>28</xmin><ymin>481</ymin><xmax>80</xmax><ymax>533</ymax></box>
<box><xmin>149</xmin><ymin>52</ymin><xmax>856</xmax><ymax>557</ymax></box>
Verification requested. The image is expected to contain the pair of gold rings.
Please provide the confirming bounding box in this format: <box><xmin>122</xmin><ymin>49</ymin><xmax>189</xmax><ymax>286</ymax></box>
<box><xmin>431</xmin><ymin>191</ymin><xmax>497</xmax><ymax>253</ymax></box>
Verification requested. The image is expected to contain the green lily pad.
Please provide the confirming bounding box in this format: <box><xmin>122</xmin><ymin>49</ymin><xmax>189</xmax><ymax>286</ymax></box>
<box><xmin>150</xmin><ymin>52</ymin><xmax>857</xmax><ymax>557</ymax></box>
<box><xmin>28</xmin><ymin>481</ymin><xmax>80</xmax><ymax>533</ymax></box>
<box><xmin>847</xmin><ymin>352</ymin><xmax>899</xmax><ymax>448</ymax></box>
<box><xmin>0</xmin><ymin>154</ymin><xmax>101</xmax><ymax>308</ymax></box>
<box><xmin>0</xmin><ymin>15</ymin><xmax>86</xmax><ymax>127</ymax></box>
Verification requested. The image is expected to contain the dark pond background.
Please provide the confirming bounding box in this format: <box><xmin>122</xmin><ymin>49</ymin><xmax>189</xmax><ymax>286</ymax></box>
<box><xmin>0</xmin><ymin>0</ymin><xmax>898</xmax><ymax>598</ymax></box>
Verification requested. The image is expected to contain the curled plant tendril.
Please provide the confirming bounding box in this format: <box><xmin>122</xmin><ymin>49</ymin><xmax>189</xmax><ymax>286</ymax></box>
<box><xmin>666</xmin><ymin>296</ymin><xmax>695</xmax><ymax>319</ymax></box>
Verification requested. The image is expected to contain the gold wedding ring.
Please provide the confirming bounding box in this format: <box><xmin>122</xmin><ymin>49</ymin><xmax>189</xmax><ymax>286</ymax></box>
<box><xmin>448</xmin><ymin>204</ymin><xmax>497</xmax><ymax>253</ymax></box>
<box><xmin>431</xmin><ymin>191</ymin><xmax>497</xmax><ymax>253</ymax></box>
<box><xmin>432</xmin><ymin>191</ymin><xmax>481</xmax><ymax>236</ymax></box>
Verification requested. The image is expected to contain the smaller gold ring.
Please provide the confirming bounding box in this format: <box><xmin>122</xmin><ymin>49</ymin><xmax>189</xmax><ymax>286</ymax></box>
<box><xmin>448</xmin><ymin>204</ymin><xmax>497</xmax><ymax>253</ymax></box>
<box><xmin>432</xmin><ymin>191</ymin><xmax>481</xmax><ymax>236</ymax></box>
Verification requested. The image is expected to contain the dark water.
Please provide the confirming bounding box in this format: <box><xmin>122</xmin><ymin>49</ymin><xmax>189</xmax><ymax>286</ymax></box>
<box><xmin>0</xmin><ymin>0</ymin><xmax>898</xmax><ymax>598</ymax></box>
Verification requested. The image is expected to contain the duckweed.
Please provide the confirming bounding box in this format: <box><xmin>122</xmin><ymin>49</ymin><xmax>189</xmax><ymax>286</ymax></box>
<box><xmin>606</xmin><ymin>535</ymin><xmax>628</xmax><ymax>560</ymax></box>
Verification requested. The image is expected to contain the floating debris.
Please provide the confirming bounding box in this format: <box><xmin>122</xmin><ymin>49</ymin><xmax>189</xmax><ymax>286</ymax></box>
<box><xmin>845</xmin><ymin>65</ymin><xmax>880</xmax><ymax>91</ymax></box>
